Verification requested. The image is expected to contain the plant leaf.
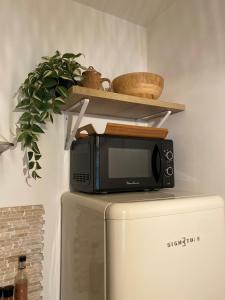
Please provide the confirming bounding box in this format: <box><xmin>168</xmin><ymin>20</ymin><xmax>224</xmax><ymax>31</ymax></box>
<box><xmin>54</xmin><ymin>100</ymin><xmax>65</xmax><ymax>108</ymax></box>
<box><xmin>27</xmin><ymin>86</ymin><xmax>35</xmax><ymax>97</ymax></box>
<box><xmin>40</xmin><ymin>62</ymin><xmax>52</xmax><ymax>71</ymax></box>
<box><xmin>62</xmin><ymin>53</ymin><xmax>77</xmax><ymax>59</ymax></box>
<box><xmin>40</xmin><ymin>111</ymin><xmax>48</xmax><ymax>121</ymax></box>
<box><xmin>32</xmin><ymin>170</ymin><xmax>41</xmax><ymax>179</ymax></box>
<box><xmin>21</xmin><ymin>124</ymin><xmax>31</xmax><ymax>130</ymax></box>
<box><xmin>35</xmin><ymin>154</ymin><xmax>42</xmax><ymax>161</ymax></box>
<box><xmin>29</xmin><ymin>75</ymin><xmax>37</xmax><ymax>84</ymax></box>
<box><xmin>32</xmin><ymin>170</ymin><xmax>37</xmax><ymax>179</ymax></box>
<box><xmin>33</xmin><ymin>92</ymin><xmax>42</xmax><ymax>101</ymax></box>
<box><xmin>33</xmin><ymin>99</ymin><xmax>44</xmax><ymax>111</ymax></box>
<box><xmin>29</xmin><ymin>161</ymin><xmax>35</xmax><ymax>170</ymax></box>
<box><xmin>28</xmin><ymin>151</ymin><xmax>33</xmax><ymax>160</ymax></box>
<box><xmin>43</xmin><ymin>70</ymin><xmax>54</xmax><ymax>78</ymax></box>
<box><xmin>17</xmin><ymin>131</ymin><xmax>28</xmax><ymax>142</ymax></box>
<box><xmin>18</xmin><ymin>112</ymin><xmax>32</xmax><ymax>123</ymax></box>
<box><xmin>31</xmin><ymin>134</ymin><xmax>38</xmax><ymax>142</ymax></box>
<box><xmin>31</xmin><ymin>142</ymin><xmax>40</xmax><ymax>154</ymax></box>
<box><xmin>24</xmin><ymin>133</ymin><xmax>33</xmax><ymax>147</ymax></box>
<box><xmin>55</xmin><ymin>97</ymin><xmax>65</xmax><ymax>104</ymax></box>
<box><xmin>75</xmin><ymin>53</ymin><xmax>83</xmax><ymax>58</ymax></box>
<box><xmin>30</xmin><ymin>106</ymin><xmax>40</xmax><ymax>114</ymax></box>
<box><xmin>32</xmin><ymin>124</ymin><xmax>45</xmax><ymax>133</ymax></box>
<box><xmin>42</xmin><ymin>55</ymin><xmax>50</xmax><ymax>61</ymax></box>
<box><xmin>59</xmin><ymin>74</ymin><xmax>74</xmax><ymax>82</ymax></box>
<box><xmin>36</xmin><ymin>88</ymin><xmax>52</xmax><ymax>102</ymax></box>
<box><xmin>53</xmin><ymin>106</ymin><xmax>62</xmax><ymax>114</ymax></box>
<box><xmin>52</xmin><ymin>50</ymin><xmax>61</xmax><ymax>59</ymax></box>
<box><xmin>17</xmin><ymin>131</ymin><xmax>34</xmax><ymax>147</ymax></box>
<box><xmin>55</xmin><ymin>86</ymin><xmax>68</xmax><ymax>98</ymax></box>
<box><xmin>36</xmin><ymin>161</ymin><xmax>42</xmax><ymax>170</ymax></box>
<box><xmin>34</xmin><ymin>115</ymin><xmax>46</xmax><ymax>124</ymax></box>
<box><xmin>43</xmin><ymin>78</ymin><xmax>57</xmax><ymax>88</ymax></box>
<box><xmin>16</xmin><ymin>98</ymin><xmax>30</xmax><ymax>109</ymax></box>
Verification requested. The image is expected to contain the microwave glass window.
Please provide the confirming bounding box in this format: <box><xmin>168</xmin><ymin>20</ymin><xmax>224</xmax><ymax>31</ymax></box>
<box><xmin>108</xmin><ymin>148</ymin><xmax>151</xmax><ymax>178</ymax></box>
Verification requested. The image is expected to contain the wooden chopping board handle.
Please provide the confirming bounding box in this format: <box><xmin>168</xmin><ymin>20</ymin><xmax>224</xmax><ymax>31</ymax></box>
<box><xmin>75</xmin><ymin>124</ymin><xmax>96</xmax><ymax>139</ymax></box>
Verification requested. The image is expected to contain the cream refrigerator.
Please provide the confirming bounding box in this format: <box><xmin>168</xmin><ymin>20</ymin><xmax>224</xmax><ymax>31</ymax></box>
<box><xmin>61</xmin><ymin>191</ymin><xmax>225</xmax><ymax>300</ymax></box>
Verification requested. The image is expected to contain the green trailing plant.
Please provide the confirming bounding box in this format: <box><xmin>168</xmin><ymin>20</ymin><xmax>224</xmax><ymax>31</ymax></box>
<box><xmin>16</xmin><ymin>50</ymin><xmax>85</xmax><ymax>180</ymax></box>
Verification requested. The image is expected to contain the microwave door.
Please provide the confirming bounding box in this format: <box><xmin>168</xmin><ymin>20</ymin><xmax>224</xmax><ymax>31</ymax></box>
<box><xmin>152</xmin><ymin>144</ymin><xmax>162</xmax><ymax>183</ymax></box>
<box><xmin>99</xmin><ymin>137</ymin><xmax>159</xmax><ymax>192</ymax></box>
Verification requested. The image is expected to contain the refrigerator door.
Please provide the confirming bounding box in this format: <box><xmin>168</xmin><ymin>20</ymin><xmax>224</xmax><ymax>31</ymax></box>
<box><xmin>61</xmin><ymin>192</ymin><xmax>108</xmax><ymax>300</ymax></box>
<box><xmin>105</xmin><ymin>196</ymin><xmax>225</xmax><ymax>300</ymax></box>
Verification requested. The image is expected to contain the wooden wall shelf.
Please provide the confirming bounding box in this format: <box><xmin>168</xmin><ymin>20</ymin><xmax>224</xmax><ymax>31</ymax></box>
<box><xmin>62</xmin><ymin>86</ymin><xmax>185</xmax><ymax>120</ymax></box>
<box><xmin>62</xmin><ymin>86</ymin><xmax>185</xmax><ymax>149</ymax></box>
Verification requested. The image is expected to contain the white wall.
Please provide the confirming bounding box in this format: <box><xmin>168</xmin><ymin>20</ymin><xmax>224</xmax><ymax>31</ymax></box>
<box><xmin>148</xmin><ymin>0</ymin><xmax>225</xmax><ymax>197</ymax></box>
<box><xmin>0</xmin><ymin>0</ymin><xmax>148</xmax><ymax>299</ymax></box>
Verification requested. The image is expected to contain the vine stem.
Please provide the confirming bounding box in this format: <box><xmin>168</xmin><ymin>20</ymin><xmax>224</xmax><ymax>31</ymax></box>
<box><xmin>25</xmin><ymin>148</ymin><xmax>32</xmax><ymax>186</ymax></box>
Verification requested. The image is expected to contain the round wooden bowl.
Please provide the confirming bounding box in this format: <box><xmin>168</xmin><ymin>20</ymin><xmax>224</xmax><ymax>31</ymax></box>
<box><xmin>112</xmin><ymin>72</ymin><xmax>164</xmax><ymax>99</ymax></box>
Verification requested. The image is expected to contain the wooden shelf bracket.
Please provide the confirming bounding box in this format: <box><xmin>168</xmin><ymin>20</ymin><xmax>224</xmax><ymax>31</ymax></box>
<box><xmin>64</xmin><ymin>98</ymin><xmax>90</xmax><ymax>150</ymax></box>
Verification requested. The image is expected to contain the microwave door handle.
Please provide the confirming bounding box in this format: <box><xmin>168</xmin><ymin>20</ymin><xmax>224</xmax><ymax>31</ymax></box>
<box><xmin>152</xmin><ymin>145</ymin><xmax>161</xmax><ymax>182</ymax></box>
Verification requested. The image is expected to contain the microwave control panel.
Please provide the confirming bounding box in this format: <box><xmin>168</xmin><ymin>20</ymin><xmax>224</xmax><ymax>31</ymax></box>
<box><xmin>162</xmin><ymin>141</ymin><xmax>174</xmax><ymax>187</ymax></box>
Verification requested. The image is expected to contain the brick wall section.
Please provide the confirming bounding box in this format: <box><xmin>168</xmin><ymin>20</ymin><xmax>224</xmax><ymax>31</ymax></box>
<box><xmin>0</xmin><ymin>205</ymin><xmax>44</xmax><ymax>300</ymax></box>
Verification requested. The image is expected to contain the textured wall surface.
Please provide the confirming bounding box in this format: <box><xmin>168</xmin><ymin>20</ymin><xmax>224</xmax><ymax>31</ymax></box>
<box><xmin>0</xmin><ymin>205</ymin><xmax>44</xmax><ymax>300</ymax></box>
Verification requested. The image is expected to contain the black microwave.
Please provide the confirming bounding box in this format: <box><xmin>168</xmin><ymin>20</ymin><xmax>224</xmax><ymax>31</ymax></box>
<box><xmin>70</xmin><ymin>135</ymin><xmax>174</xmax><ymax>193</ymax></box>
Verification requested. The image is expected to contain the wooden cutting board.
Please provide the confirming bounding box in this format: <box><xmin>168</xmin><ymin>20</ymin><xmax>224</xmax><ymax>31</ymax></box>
<box><xmin>105</xmin><ymin>123</ymin><xmax>168</xmax><ymax>138</ymax></box>
<box><xmin>75</xmin><ymin>123</ymin><xmax>168</xmax><ymax>139</ymax></box>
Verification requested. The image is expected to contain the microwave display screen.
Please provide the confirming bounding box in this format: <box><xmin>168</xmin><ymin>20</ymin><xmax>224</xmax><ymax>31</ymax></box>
<box><xmin>108</xmin><ymin>148</ymin><xmax>151</xmax><ymax>178</ymax></box>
